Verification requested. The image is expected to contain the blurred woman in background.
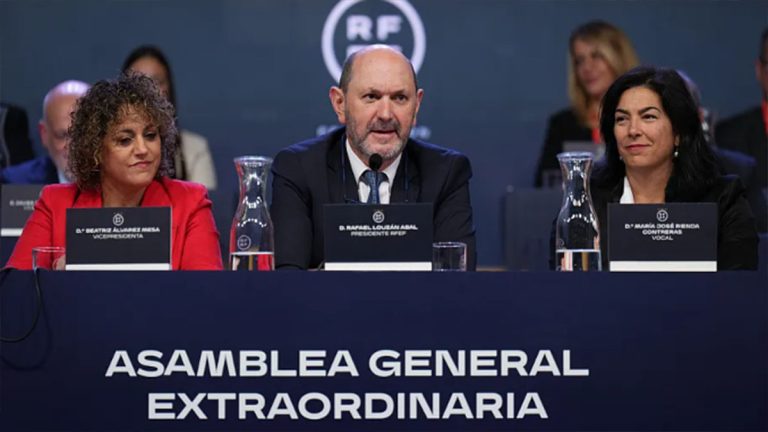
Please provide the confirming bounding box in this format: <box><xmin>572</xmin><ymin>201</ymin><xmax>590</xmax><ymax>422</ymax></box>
<box><xmin>535</xmin><ymin>21</ymin><xmax>639</xmax><ymax>187</ymax></box>
<box><xmin>123</xmin><ymin>45</ymin><xmax>218</xmax><ymax>190</ymax></box>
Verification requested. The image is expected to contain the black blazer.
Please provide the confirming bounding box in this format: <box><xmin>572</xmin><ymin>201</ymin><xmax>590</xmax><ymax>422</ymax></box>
<box><xmin>534</xmin><ymin>108</ymin><xmax>592</xmax><ymax>187</ymax></box>
<box><xmin>715</xmin><ymin>106</ymin><xmax>767</xmax><ymax>189</ymax></box>
<box><xmin>589</xmin><ymin>175</ymin><xmax>758</xmax><ymax>271</ymax></box>
<box><xmin>271</xmin><ymin>127</ymin><xmax>477</xmax><ymax>270</ymax></box>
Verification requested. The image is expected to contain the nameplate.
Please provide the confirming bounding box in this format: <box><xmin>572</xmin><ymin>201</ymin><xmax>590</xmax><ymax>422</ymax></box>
<box><xmin>608</xmin><ymin>203</ymin><xmax>717</xmax><ymax>272</ymax></box>
<box><xmin>323</xmin><ymin>203</ymin><xmax>433</xmax><ymax>271</ymax></box>
<box><xmin>0</xmin><ymin>184</ymin><xmax>42</xmax><ymax>237</ymax></box>
<box><xmin>66</xmin><ymin>207</ymin><xmax>172</xmax><ymax>270</ymax></box>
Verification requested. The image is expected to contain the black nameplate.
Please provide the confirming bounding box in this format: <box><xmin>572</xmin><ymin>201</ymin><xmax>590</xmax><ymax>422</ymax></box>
<box><xmin>323</xmin><ymin>203</ymin><xmax>433</xmax><ymax>270</ymax></box>
<box><xmin>608</xmin><ymin>203</ymin><xmax>717</xmax><ymax>271</ymax></box>
<box><xmin>1</xmin><ymin>184</ymin><xmax>43</xmax><ymax>237</ymax></box>
<box><xmin>66</xmin><ymin>207</ymin><xmax>171</xmax><ymax>270</ymax></box>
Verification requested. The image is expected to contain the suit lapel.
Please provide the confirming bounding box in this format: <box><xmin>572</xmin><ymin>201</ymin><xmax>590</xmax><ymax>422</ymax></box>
<box><xmin>327</xmin><ymin>130</ymin><xmax>359</xmax><ymax>203</ymax></box>
<box><xmin>330</xmin><ymin>133</ymin><xmax>422</xmax><ymax>203</ymax></box>
<box><xmin>391</xmin><ymin>142</ymin><xmax>420</xmax><ymax>203</ymax></box>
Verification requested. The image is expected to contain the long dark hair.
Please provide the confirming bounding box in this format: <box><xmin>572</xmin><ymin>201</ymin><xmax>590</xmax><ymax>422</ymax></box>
<box><xmin>121</xmin><ymin>45</ymin><xmax>177</xmax><ymax>108</ymax></box>
<box><xmin>595</xmin><ymin>66</ymin><xmax>720</xmax><ymax>200</ymax></box>
<box><xmin>122</xmin><ymin>45</ymin><xmax>186</xmax><ymax>180</ymax></box>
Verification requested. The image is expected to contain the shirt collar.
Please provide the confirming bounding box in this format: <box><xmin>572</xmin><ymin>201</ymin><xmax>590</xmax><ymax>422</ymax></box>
<box><xmin>344</xmin><ymin>139</ymin><xmax>402</xmax><ymax>183</ymax></box>
<box><xmin>619</xmin><ymin>176</ymin><xmax>635</xmax><ymax>204</ymax></box>
<box><xmin>57</xmin><ymin>169</ymin><xmax>71</xmax><ymax>184</ymax></box>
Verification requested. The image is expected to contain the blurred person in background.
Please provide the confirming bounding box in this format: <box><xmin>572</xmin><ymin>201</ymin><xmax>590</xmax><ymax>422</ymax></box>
<box><xmin>0</xmin><ymin>102</ymin><xmax>35</xmax><ymax>169</ymax></box>
<box><xmin>122</xmin><ymin>45</ymin><xmax>217</xmax><ymax>190</ymax></box>
<box><xmin>715</xmin><ymin>27</ymin><xmax>768</xmax><ymax>200</ymax></box>
<box><xmin>677</xmin><ymin>70</ymin><xmax>766</xmax><ymax>232</ymax></box>
<box><xmin>1</xmin><ymin>80</ymin><xmax>89</xmax><ymax>184</ymax></box>
<box><xmin>535</xmin><ymin>21</ymin><xmax>639</xmax><ymax>187</ymax></box>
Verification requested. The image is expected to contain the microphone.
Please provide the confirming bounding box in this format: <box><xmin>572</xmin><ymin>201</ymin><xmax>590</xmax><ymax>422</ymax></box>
<box><xmin>368</xmin><ymin>154</ymin><xmax>383</xmax><ymax>172</ymax></box>
<box><xmin>367</xmin><ymin>154</ymin><xmax>383</xmax><ymax>204</ymax></box>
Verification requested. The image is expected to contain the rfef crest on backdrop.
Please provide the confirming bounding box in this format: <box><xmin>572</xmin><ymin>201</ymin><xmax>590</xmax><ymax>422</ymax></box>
<box><xmin>322</xmin><ymin>0</ymin><xmax>426</xmax><ymax>83</ymax></box>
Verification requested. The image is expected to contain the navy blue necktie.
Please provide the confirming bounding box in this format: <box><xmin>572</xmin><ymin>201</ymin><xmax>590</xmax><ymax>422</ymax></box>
<box><xmin>362</xmin><ymin>170</ymin><xmax>387</xmax><ymax>204</ymax></box>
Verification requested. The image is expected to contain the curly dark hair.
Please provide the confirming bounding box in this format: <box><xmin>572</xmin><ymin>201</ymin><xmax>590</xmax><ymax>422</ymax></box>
<box><xmin>67</xmin><ymin>73</ymin><xmax>177</xmax><ymax>190</ymax></box>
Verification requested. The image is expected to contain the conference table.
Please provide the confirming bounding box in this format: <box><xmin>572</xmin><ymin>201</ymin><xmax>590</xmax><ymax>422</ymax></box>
<box><xmin>0</xmin><ymin>270</ymin><xmax>766</xmax><ymax>431</ymax></box>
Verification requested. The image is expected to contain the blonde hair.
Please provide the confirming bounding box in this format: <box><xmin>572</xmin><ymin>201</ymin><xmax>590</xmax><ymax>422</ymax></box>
<box><xmin>567</xmin><ymin>21</ymin><xmax>639</xmax><ymax>126</ymax></box>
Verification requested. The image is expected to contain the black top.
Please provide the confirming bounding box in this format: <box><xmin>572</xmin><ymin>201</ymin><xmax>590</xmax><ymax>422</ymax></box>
<box><xmin>0</xmin><ymin>103</ymin><xmax>35</xmax><ymax>168</ymax></box>
<box><xmin>590</xmin><ymin>175</ymin><xmax>758</xmax><ymax>270</ymax></box>
<box><xmin>534</xmin><ymin>108</ymin><xmax>592</xmax><ymax>187</ymax></box>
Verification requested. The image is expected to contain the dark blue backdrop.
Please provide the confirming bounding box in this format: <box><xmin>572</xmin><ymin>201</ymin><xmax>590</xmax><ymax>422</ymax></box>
<box><xmin>1</xmin><ymin>0</ymin><xmax>766</xmax><ymax>266</ymax></box>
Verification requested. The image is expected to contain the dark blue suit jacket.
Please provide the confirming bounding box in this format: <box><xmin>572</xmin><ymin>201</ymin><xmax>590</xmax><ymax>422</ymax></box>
<box><xmin>271</xmin><ymin>127</ymin><xmax>476</xmax><ymax>270</ymax></box>
<box><xmin>0</xmin><ymin>156</ymin><xmax>58</xmax><ymax>184</ymax></box>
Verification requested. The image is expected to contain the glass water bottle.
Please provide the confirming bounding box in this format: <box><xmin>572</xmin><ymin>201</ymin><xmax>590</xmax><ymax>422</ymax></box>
<box><xmin>229</xmin><ymin>156</ymin><xmax>274</xmax><ymax>271</ymax></box>
<box><xmin>555</xmin><ymin>152</ymin><xmax>602</xmax><ymax>271</ymax></box>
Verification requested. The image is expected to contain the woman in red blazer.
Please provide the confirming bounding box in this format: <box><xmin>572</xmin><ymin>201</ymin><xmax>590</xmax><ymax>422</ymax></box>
<box><xmin>7</xmin><ymin>74</ymin><xmax>223</xmax><ymax>270</ymax></box>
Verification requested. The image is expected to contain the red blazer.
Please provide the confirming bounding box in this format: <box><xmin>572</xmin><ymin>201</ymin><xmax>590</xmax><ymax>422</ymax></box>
<box><xmin>6</xmin><ymin>177</ymin><xmax>223</xmax><ymax>270</ymax></box>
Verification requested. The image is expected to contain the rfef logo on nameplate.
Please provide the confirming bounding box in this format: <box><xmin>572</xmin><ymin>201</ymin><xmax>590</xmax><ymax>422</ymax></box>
<box><xmin>0</xmin><ymin>184</ymin><xmax>42</xmax><ymax>237</ymax></box>
<box><xmin>324</xmin><ymin>203</ymin><xmax>432</xmax><ymax>270</ymax></box>
<box><xmin>66</xmin><ymin>207</ymin><xmax>172</xmax><ymax>270</ymax></box>
<box><xmin>608</xmin><ymin>203</ymin><xmax>717</xmax><ymax>271</ymax></box>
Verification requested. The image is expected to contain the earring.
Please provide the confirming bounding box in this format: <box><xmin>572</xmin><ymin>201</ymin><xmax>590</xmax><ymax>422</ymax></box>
<box><xmin>674</xmin><ymin>147</ymin><xmax>679</xmax><ymax>158</ymax></box>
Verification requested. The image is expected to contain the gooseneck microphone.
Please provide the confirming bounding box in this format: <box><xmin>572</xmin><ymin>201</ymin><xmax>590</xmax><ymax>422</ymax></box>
<box><xmin>368</xmin><ymin>154</ymin><xmax>383</xmax><ymax>172</ymax></box>
<box><xmin>367</xmin><ymin>154</ymin><xmax>384</xmax><ymax>204</ymax></box>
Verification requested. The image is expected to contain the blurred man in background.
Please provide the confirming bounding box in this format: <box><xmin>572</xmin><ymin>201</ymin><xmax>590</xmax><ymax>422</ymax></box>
<box><xmin>0</xmin><ymin>80</ymin><xmax>89</xmax><ymax>184</ymax></box>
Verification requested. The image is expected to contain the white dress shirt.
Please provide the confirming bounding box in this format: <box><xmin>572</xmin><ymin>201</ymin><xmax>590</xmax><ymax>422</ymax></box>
<box><xmin>619</xmin><ymin>176</ymin><xmax>635</xmax><ymax>204</ymax></box>
<box><xmin>345</xmin><ymin>140</ymin><xmax>401</xmax><ymax>204</ymax></box>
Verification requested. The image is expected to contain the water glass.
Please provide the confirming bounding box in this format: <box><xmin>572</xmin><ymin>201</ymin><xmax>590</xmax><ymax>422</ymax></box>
<box><xmin>32</xmin><ymin>247</ymin><xmax>66</xmax><ymax>271</ymax></box>
<box><xmin>432</xmin><ymin>242</ymin><xmax>467</xmax><ymax>271</ymax></box>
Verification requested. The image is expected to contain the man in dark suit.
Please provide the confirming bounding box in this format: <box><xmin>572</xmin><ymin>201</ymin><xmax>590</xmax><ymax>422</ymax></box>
<box><xmin>0</xmin><ymin>80</ymin><xmax>89</xmax><ymax>184</ymax></box>
<box><xmin>715</xmin><ymin>28</ymin><xmax>768</xmax><ymax>192</ymax></box>
<box><xmin>272</xmin><ymin>45</ymin><xmax>476</xmax><ymax>270</ymax></box>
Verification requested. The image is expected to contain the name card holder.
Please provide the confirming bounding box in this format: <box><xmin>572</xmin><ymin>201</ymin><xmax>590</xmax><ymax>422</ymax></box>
<box><xmin>608</xmin><ymin>203</ymin><xmax>717</xmax><ymax>272</ymax></box>
<box><xmin>66</xmin><ymin>207</ymin><xmax>172</xmax><ymax>270</ymax></box>
<box><xmin>323</xmin><ymin>203</ymin><xmax>433</xmax><ymax>271</ymax></box>
<box><xmin>1</xmin><ymin>184</ymin><xmax>43</xmax><ymax>237</ymax></box>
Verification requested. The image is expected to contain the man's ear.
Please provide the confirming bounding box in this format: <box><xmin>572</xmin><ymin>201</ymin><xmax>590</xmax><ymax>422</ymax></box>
<box><xmin>38</xmin><ymin>120</ymin><xmax>50</xmax><ymax>150</ymax></box>
<box><xmin>412</xmin><ymin>88</ymin><xmax>424</xmax><ymax>125</ymax></box>
<box><xmin>329</xmin><ymin>86</ymin><xmax>347</xmax><ymax>125</ymax></box>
